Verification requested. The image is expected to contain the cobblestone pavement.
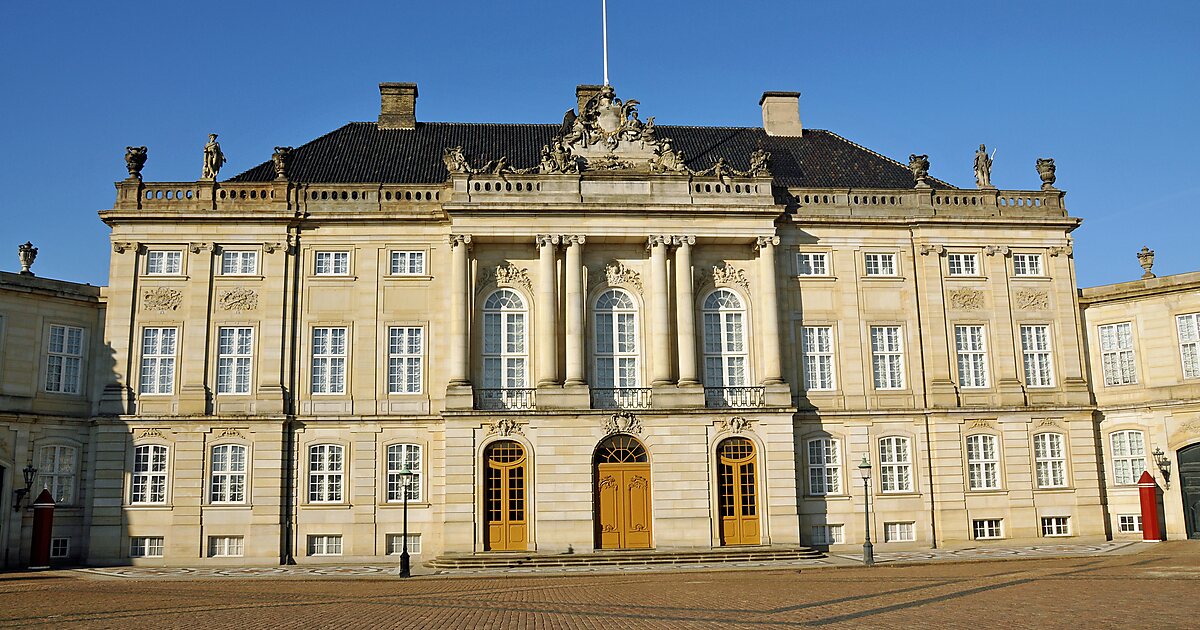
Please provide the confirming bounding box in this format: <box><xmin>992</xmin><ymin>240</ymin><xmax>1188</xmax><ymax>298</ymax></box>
<box><xmin>0</xmin><ymin>541</ymin><xmax>1195</xmax><ymax>628</ymax></box>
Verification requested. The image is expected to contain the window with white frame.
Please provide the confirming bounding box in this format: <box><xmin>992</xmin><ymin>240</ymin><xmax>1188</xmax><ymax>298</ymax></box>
<box><xmin>386</xmin><ymin>443</ymin><xmax>422</xmax><ymax>503</ymax></box>
<box><xmin>870</xmin><ymin>326</ymin><xmax>905</xmax><ymax>390</ymax></box>
<box><xmin>884</xmin><ymin>522</ymin><xmax>915</xmax><ymax>542</ymax></box>
<box><xmin>1012</xmin><ymin>253</ymin><xmax>1043</xmax><ymax>276</ymax></box>
<box><xmin>810</xmin><ymin>524</ymin><xmax>844</xmax><ymax>545</ymax></box>
<box><xmin>1041</xmin><ymin>516</ymin><xmax>1070</xmax><ymax>537</ymax></box>
<box><xmin>1020</xmin><ymin>325</ymin><xmax>1054</xmax><ymax>387</ymax></box>
<box><xmin>972</xmin><ymin>519</ymin><xmax>1003</xmax><ymax>540</ymax></box>
<box><xmin>50</xmin><ymin>537</ymin><xmax>69</xmax><ymax>558</ymax></box>
<box><xmin>308</xmin><ymin>444</ymin><xmax>344</xmax><ymax>503</ymax></box>
<box><xmin>311</xmin><ymin>327</ymin><xmax>347</xmax><ymax>394</ymax></box>
<box><xmin>966</xmin><ymin>434</ymin><xmax>1000</xmax><ymax>490</ymax></box>
<box><xmin>1110</xmin><ymin>430</ymin><xmax>1146</xmax><ymax>485</ymax></box>
<box><xmin>1117</xmin><ymin>514</ymin><xmax>1142</xmax><ymax>533</ymax></box>
<box><xmin>1178</xmin><ymin>313</ymin><xmax>1200</xmax><ymax>379</ymax></box>
<box><xmin>702</xmin><ymin>290</ymin><xmax>749</xmax><ymax>389</ymax></box>
<box><xmin>146</xmin><ymin>250</ymin><xmax>182</xmax><ymax>275</ymax></box>
<box><xmin>594</xmin><ymin>289</ymin><xmax>640</xmax><ymax>390</ymax></box>
<box><xmin>947</xmin><ymin>253</ymin><xmax>979</xmax><ymax>276</ymax></box>
<box><xmin>801</xmin><ymin>326</ymin><xmax>835</xmax><ymax>391</ymax></box>
<box><xmin>139</xmin><ymin>327</ymin><xmax>176</xmax><ymax>395</ymax></box>
<box><xmin>45</xmin><ymin>325</ymin><xmax>84</xmax><ymax>394</ymax></box>
<box><xmin>955</xmin><ymin>325</ymin><xmax>989</xmax><ymax>388</ymax></box>
<box><xmin>129</xmin><ymin>536</ymin><xmax>164</xmax><ymax>558</ymax></box>
<box><xmin>220</xmin><ymin>250</ymin><xmax>258</xmax><ymax>275</ymax></box>
<box><xmin>307</xmin><ymin>535</ymin><xmax>342</xmax><ymax>556</ymax></box>
<box><xmin>864</xmin><ymin>253</ymin><xmax>897</xmax><ymax>276</ymax></box>
<box><xmin>1034</xmin><ymin>433</ymin><xmax>1067</xmax><ymax>488</ymax></box>
<box><xmin>314</xmin><ymin>251</ymin><xmax>350</xmax><ymax>276</ymax></box>
<box><xmin>797</xmin><ymin>252</ymin><xmax>829</xmax><ymax>276</ymax></box>
<box><xmin>216</xmin><ymin>327</ymin><xmax>253</xmax><ymax>395</ymax></box>
<box><xmin>387</xmin><ymin>327</ymin><xmax>423</xmax><ymax>394</ymax></box>
<box><xmin>879</xmin><ymin>436</ymin><xmax>913</xmax><ymax>493</ymax></box>
<box><xmin>1099</xmin><ymin>322</ymin><xmax>1137</xmax><ymax>386</ymax></box>
<box><xmin>389</xmin><ymin>251</ymin><xmax>425</xmax><ymax>276</ymax></box>
<box><xmin>807</xmin><ymin>438</ymin><xmax>842</xmax><ymax>495</ymax></box>
<box><xmin>38</xmin><ymin>445</ymin><xmax>77</xmax><ymax>504</ymax></box>
<box><xmin>210</xmin><ymin>444</ymin><xmax>247</xmax><ymax>504</ymax></box>
<box><xmin>208</xmin><ymin>536</ymin><xmax>244</xmax><ymax>557</ymax></box>
<box><xmin>387</xmin><ymin>533</ymin><xmax>422</xmax><ymax>555</ymax></box>
<box><xmin>131</xmin><ymin>444</ymin><xmax>168</xmax><ymax>504</ymax></box>
<box><xmin>482</xmin><ymin>289</ymin><xmax>529</xmax><ymax>391</ymax></box>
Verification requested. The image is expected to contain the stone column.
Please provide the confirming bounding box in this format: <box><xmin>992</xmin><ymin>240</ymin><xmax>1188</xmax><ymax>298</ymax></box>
<box><xmin>535</xmin><ymin>234</ymin><xmax>560</xmax><ymax>387</ymax></box>
<box><xmin>448</xmin><ymin>234</ymin><xmax>472</xmax><ymax>386</ymax></box>
<box><xmin>674</xmin><ymin>236</ymin><xmax>699</xmax><ymax>386</ymax></box>
<box><xmin>755</xmin><ymin>236</ymin><xmax>784</xmax><ymax>385</ymax></box>
<box><xmin>648</xmin><ymin>235</ymin><xmax>673</xmax><ymax>386</ymax></box>
<box><xmin>564</xmin><ymin>235</ymin><xmax>586</xmax><ymax>386</ymax></box>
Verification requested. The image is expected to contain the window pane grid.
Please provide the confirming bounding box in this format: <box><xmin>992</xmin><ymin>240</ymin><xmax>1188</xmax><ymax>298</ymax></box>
<box><xmin>146</xmin><ymin>251</ymin><xmax>182</xmax><ymax>275</ymax></box>
<box><xmin>1034</xmin><ymin>433</ymin><xmax>1067</xmax><ymax>488</ymax></box>
<box><xmin>879</xmin><ymin>437</ymin><xmax>913</xmax><ymax>493</ymax></box>
<box><xmin>38</xmin><ymin>445</ymin><xmax>77</xmax><ymax>504</ymax></box>
<box><xmin>216</xmin><ymin>327</ymin><xmax>253</xmax><ymax>394</ymax></box>
<box><xmin>798</xmin><ymin>252</ymin><xmax>828</xmax><ymax>276</ymax></box>
<box><xmin>801</xmin><ymin>326</ymin><xmax>835</xmax><ymax>391</ymax></box>
<box><xmin>46</xmin><ymin>325</ymin><xmax>84</xmax><ymax>394</ymax></box>
<box><xmin>1099</xmin><ymin>323</ymin><xmax>1137</xmax><ymax>386</ymax></box>
<box><xmin>870</xmin><ymin>326</ymin><xmax>904</xmax><ymax>389</ymax></box>
<box><xmin>1021</xmin><ymin>325</ymin><xmax>1054</xmax><ymax>387</ymax></box>
<box><xmin>702</xmin><ymin>290</ymin><xmax>749</xmax><ymax>388</ymax></box>
<box><xmin>807</xmin><ymin>438</ymin><xmax>841</xmax><ymax>495</ymax></box>
<box><xmin>139</xmin><ymin>327</ymin><xmax>176</xmax><ymax>394</ymax></box>
<box><xmin>1110</xmin><ymin>430</ymin><xmax>1146</xmax><ymax>485</ymax></box>
<box><xmin>390</xmin><ymin>251</ymin><xmax>426</xmax><ymax>275</ymax></box>
<box><xmin>966</xmin><ymin>434</ymin><xmax>999</xmax><ymax>490</ymax></box>
<box><xmin>864</xmin><ymin>253</ymin><xmax>896</xmax><ymax>276</ymax></box>
<box><xmin>210</xmin><ymin>444</ymin><xmax>247</xmax><ymax>503</ymax></box>
<box><xmin>220</xmin><ymin>251</ymin><xmax>258</xmax><ymax>275</ymax></box>
<box><xmin>955</xmin><ymin>325</ymin><xmax>989</xmax><ymax>388</ymax></box>
<box><xmin>1013</xmin><ymin>253</ymin><xmax>1043</xmax><ymax>276</ymax></box>
<box><xmin>311</xmin><ymin>328</ymin><xmax>347</xmax><ymax>394</ymax></box>
<box><xmin>1178</xmin><ymin>314</ymin><xmax>1200</xmax><ymax>379</ymax></box>
<box><xmin>131</xmin><ymin>445</ymin><xmax>168</xmax><ymax>504</ymax></box>
<box><xmin>308</xmin><ymin>444</ymin><xmax>344</xmax><ymax>503</ymax></box>
<box><xmin>483</xmin><ymin>290</ymin><xmax>529</xmax><ymax>392</ymax></box>
<box><xmin>315</xmin><ymin>251</ymin><xmax>349</xmax><ymax>275</ymax></box>
<box><xmin>387</xmin><ymin>327</ymin><xmax>424</xmax><ymax>394</ymax></box>
<box><xmin>594</xmin><ymin>290</ymin><xmax>640</xmax><ymax>389</ymax></box>
<box><xmin>386</xmin><ymin>443</ymin><xmax>423</xmax><ymax>502</ymax></box>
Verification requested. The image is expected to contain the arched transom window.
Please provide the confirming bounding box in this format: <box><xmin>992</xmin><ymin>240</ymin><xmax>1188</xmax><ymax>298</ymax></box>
<box><xmin>594</xmin><ymin>289</ymin><xmax>639</xmax><ymax>390</ymax></box>
<box><xmin>702</xmin><ymin>289</ymin><xmax>748</xmax><ymax>388</ymax></box>
<box><xmin>483</xmin><ymin>289</ymin><xmax>528</xmax><ymax>390</ymax></box>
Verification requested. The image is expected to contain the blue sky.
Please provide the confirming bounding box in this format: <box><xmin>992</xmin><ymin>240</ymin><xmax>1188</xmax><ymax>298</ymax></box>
<box><xmin>1</xmin><ymin>1</ymin><xmax>1196</xmax><ymax>287</ymax></box>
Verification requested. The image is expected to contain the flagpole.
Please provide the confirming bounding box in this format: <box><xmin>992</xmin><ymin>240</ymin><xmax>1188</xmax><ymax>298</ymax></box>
<box><xmin>602</xmin><ymin>0</ymin><xmax>610</xmax><ymax>85</ymax></box>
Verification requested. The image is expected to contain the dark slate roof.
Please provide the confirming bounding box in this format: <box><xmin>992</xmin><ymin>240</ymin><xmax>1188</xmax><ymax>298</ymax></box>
<box><xmin>229</xmin><ymin>122</ymin><xmax>952</xmax><ymax>189</ymax></box>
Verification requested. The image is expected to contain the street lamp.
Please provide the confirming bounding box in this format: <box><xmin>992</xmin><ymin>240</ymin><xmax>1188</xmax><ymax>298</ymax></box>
<box><xmin>1152</xmin><ymin>448</ymin><xmax>1172</xmax><ymax>489</ymax></box>
<box><xmin>397</xmin><ymin>466</ymin><xmax>414</xmax><ymax>578</ymax></box>
<box><xmin>12</xmin><ymin>463</ymin><xmax>37</xmax><ymax>512</ymax></box>
<box><xmin>858</xmin><ymin>455</ymin><xmax>874</xmax><ymax>567</ymax></box>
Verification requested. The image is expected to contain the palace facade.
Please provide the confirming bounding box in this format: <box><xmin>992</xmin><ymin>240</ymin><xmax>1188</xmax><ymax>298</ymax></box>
<box><xmin>1</xmin><ymin>83</ymin><xmax>1197</xmax><ymax>568</ymax></box>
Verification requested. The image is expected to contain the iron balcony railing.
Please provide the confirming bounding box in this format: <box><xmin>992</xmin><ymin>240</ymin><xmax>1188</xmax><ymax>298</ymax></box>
<box><xmin>590</xmin><ymin>387</ymin><xmax>653</xmax><ymax>409</ymax></box>
<box><xmin>704</xmin><ymin>386</ymin><xmax>766</xmax><ymax>409</ymax></box>
<box><xmin>473</xmin><ymin>388</ymin><xmax>536</xmax><ymax>411</ymax></box>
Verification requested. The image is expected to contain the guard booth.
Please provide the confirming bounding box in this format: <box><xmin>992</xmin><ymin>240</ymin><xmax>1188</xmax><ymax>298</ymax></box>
<box><xmin>28</xmin><ymin>489</ymin><xmax>56</xmax><ymax>569</ymax></box>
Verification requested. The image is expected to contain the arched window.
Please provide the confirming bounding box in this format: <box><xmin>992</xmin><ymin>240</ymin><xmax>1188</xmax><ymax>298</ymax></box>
<box><xmin>482</xmin><ymin>289</ymin><xmax>528</xmax><ymax>391</ymax></box>
<box><xmin>806</xmin><ymin>437</ymin><xmax>841</xmax><ymax>495</ymax></box>
<box><xmin>38</xmin><ymin>445</ymin><xmax>78</xmax><ymax>505</ymax></box>
<box><xmin>386</xmin><ymin>443</ymin><xmax>422</xmax><ymax>502</ymax></box>
<box><xmin>131</xmin><ymin>444</ymin><xmax>168</xmax><ymax>504</ymax></box>
<box><xmin>702</xmin><ymin>289</ymin><xmax>748</xmax><ymax>389</ymax></box>
<box><xmin>594</xmin><ymin>289</ymin><xmax>640</xmax><ymax>392</ymax></box>
<box><xmin>308</xmin><ymin>444</ymin><xmax>344</xmax><ymax>503</ymax></box>
<box><xmin>1033</xmin><ymin>433</ymin><xmax>1067</xmax><ymax>488</ymax></box>
<box><xmin>1110</xmin><ymin>430</ymin><xmax>1145</xmax><ymax>485</ymax></box>
<box><xmin>966</xmin><ymin>434</ymin><xmax>999</xmax><ymax>490</ymax></box>
<box><xmin>210</xmin><ymin>444</ymin><xmax>247</xmax><ymax>503</ymax></box>
<box><xmin>878</xmin><ymin>436</ymin><xmax>912</xmax><ymax>493</ymax></box>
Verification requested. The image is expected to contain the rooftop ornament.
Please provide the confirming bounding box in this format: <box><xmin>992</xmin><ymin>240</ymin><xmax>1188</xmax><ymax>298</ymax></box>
<box><xmin>18</xmin><ymin>241</ymin><xmax>37</xmax><ymax>276</ymax></box>
<box><xmin>974</xmin><ymin>144</ymin><xmax>994</xmax><ymax>189</ymax></box>
<box><xmin>909</xmin><ymin>153</ymin><xmax>931</xmax><ymax>188</ymax></box>
<box><xmin>124</xmin><ymin>146</ymin><xmax>147</xmax><ymax>181</ymax></box>
<box><xmin>1036</xmin><ymin>158</ymin><xmax>1057</xmax><ymax>190</ymax></box>
<box><xmin>1137</xmin><ymin>246</ymin><xmax>1155</xmax><ymax>279</ymax></box>
<box><xmin>272</xmin><ymin>146</ymin><xmax>293</xmax><ymax>180</ymax></box>
<box><xmin>202</xmin><ymin>133</ymin><xmax>226</xmax><ymax>180</ymax></box>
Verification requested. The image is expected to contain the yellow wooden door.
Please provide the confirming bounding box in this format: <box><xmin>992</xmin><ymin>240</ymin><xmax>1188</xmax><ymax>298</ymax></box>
<box><xmin>595</xmin><ymin>435</ymin><xmax>653</xmax><ymax>549</ymax></box>
<box><xmin>718</xmin><ymin>438</ymin><xmax>760</xmax><ymax>545</ymax></box>
<box><xmin>484</xmin><ymin>441</ymin><xmax>527</xmax><ymax>551</ymax></box>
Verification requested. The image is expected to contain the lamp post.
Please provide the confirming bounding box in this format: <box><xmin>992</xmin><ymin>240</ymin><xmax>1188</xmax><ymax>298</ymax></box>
<box><xmin>858</xmin><ymin>455</ymin><xmax>874</xmax><ymax>567</ymax></box>
<box><xmin>397</xmin><ymin>466</ymin><xmax>413</xmax><ymax>578</ymax></box>
<box><xmin>1152</xmin><ymin>447</ymin><xmax>1172</xmax><ymax>490</ymax></box>
<box><xmin>12</xmin><ymin>463</ymin><xmax>37</xmax><ymax>512</ymax></box>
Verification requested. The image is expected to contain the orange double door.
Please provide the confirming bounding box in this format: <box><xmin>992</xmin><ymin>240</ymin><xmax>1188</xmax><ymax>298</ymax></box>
<box><xmin>596</xmin><ymin>462</ymin><xmax>653</xmax><ymax>549</ymax></box>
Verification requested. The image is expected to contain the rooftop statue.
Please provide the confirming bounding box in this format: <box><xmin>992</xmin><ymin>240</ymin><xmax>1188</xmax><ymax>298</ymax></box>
<box><xmin>650</xmin><ymin>138</ymin><xmax>688</xmax><ymax>174</ymax></box>
<box><xmin>974</xmin><ymin>144</ymin><xmax>994</xmax><ymax>188</ymax></box>
<box><xmin>443</xmin><ymin>146</ymin><xmax>474</xmax><ymax>174</ymax></box>
<box><xmin>202</xmin><ymin>133</ymin><xmax>226</xmax><ymax>179</ymax></box>
<box><xmin>909</xmin><ymin>154</ymin><xmax>931</xmax><ymax>188</ymax></box>
<box><xmin>565</xmin><ymin>84</ymin><xmax>653</xmax><ymax>152</ymax></box>
<box><xmin>748</xmin><ymin>149</ymin><xmax>771</xmax><ymax>177</ymax></box>
<box><xmin>124</xmin><ymin>146</ymin><xmax>147</xmax><ymax>181</ymax></box>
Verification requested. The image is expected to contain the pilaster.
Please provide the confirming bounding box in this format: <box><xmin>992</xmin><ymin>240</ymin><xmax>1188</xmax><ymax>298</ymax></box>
<box><xmin>178</xmin><ymin>242</ymin><xmax>214</xmax><ymax>415</ymax></box>
<box><xmin>535</xmin><ymin>235</ymin><xmax>560</xmax><ymax>388</ymax></box>
<box><xmin>647</xmin><ymin>235</ymin><xmax>673</xmax><ymax>387</ymax></box>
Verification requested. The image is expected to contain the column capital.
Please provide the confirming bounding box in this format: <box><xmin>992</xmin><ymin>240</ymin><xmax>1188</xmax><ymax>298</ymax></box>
<box><xmin>672</xmin><ymin>235</ymin><xmax>696</xmax><ymax>247</ymax></box>
<box><xmin>535</xmin><ymin>234</ymin><xmax>561</xmax><ymax>248</ymax></box>
<box><xmin>188</xmin><ymin>241</ymin><xmax>214</xmax><ymax>254</ymax></box>
<box><xmin>984</xmin><ymin>245</ymin><xmax>1011</xmax><ymax>257</ymax></box>
<box><xmin>753</xmin><ymin>235</ymin><xmax>780</xmax><ymax>252</ymax></box>
<box><xmin>448</xmin><ymin>234</ymin><xmax>473</xmax><ymax>247</ymax></box>
<box><xmin>562</xmin><ymin>234</ymin><xmax>587</xmax><ymax>246</ymax></box>
<box><xmin>919</xmin><ymin>243</ymin><xmax>946</xmax><ymax>256</ymax></box>
<box><xmin>646</xmin><ymin>235</ymin><xmax>672</xmax><ymax>250</ymax></box>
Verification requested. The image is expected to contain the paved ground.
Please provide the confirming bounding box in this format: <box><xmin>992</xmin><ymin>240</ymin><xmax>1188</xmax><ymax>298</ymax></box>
<box><xmin>0</xmin><ymin>541</ymin><xmax>1196</xmax><ymax>628</ymax></box>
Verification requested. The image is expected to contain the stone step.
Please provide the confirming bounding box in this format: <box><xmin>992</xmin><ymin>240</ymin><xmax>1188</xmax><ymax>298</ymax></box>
<box><xmin>425</xmin><ymin>546</ymin><xmax>823</xmax><ymax>570</ymax></box>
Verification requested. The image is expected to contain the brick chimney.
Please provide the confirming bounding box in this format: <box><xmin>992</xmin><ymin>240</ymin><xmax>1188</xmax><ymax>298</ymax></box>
<box><xmin>378</xmin><ymin>82</ymin><xmax>418</xmax><ymax>130</ymax></box>
<box><xmin>760</xmin><ymin>91</ymin><xmax>803</xmax><ymax>137</ymax></box>
<box><xmin>576</xmin><ymin>84</ymin><xmax>603</xmax><ymax>114</ymax></box>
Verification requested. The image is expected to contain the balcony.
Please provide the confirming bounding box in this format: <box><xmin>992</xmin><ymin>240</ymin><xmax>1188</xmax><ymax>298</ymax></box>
<box><xmin>704</xmin><ymin>386</ymin><xmax>766</xmax><ymax>409</ymax></box>
<box><xmin>474</xmin><ymin>388</ymin><xmax>536</xmax><ymax>411</ymax></box>
<box><xmin>591</xmin><ymin>388</ymin><xmax>653</xmax><ymax>410</ymax></box>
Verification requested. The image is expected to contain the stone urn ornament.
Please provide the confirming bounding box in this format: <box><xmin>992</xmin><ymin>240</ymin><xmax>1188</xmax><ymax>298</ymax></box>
<box><xmin>1137</xmin><ymin>246</ymin><xmax>1155</xmax><ymax>279</ymax></box>
<box><xmin>272</xmin><ymin>146</ymin><xmax>293</xmax><ymax>180</ymax></box>
<box><xmin>1036</xmin><ymin>157</ymin><xmax>1057</xmax><ymax>190</ymax></box>
<box><xmin>125</xmin><ymin>146</ymin><xmax>148</xmax><ymax>181</ymax></box>
<box><xmin>909</xmin><ymin>153</ymin><xmax>931</xmax><ymax>188</ymax></box>
<box><xmin>18</xmin><ymin>241</ymin><xmax>37</xmax><ymax>276</ymax></box>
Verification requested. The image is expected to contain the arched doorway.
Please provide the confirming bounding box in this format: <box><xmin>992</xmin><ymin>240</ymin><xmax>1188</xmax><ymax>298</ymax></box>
<box><xmin>717</xmin><ymin>437</ymin><xmax>760</xmax><ymax>545</ymax></box>
<box><xmin>484</xmin><ymin>440</ymin><xmax>527</xmax><ymax>551</ymax></box>
<box><xmin>595</xmin><ymin>435</ymin><xmax>652</xmax><ymax>549</ymax></box>
<box><xmin>1180</xmin><ymin>443</ymin><xmax>1200</xmax><ymax>540</ymax></box>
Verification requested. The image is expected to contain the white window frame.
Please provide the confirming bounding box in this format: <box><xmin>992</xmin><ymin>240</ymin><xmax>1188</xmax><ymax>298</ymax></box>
<box><xmin>1012</xmin><ymin>253</ymin><xmax>1043</xmax><ymax>277</ymax></box>
<box><xmin>1110</xmin><ymin>430</ymin><xmax>1146</xmax><ymax>486</ymax></box>
<box><xmin>801</xmin><ymin>326</ymin><xmax>835</xmax><ymax>391</ymax></box>
<box><xmin>387</xmin><ymin>327</ymin><xmax>424</xmax><ymax>394</ymax></box>
<box><xmin>389</xmin><ymin>250</ymin><xmax>426</xmax><ymax>276</ymax></box>
<box><xmin>131</xmin><ymin>444</ymin><xmax>168</xmax><ymax>504</ymax></box>
<box><xmin>879</xmin><ymin>436</ymin><xmax>913</xmax><ymax>493</ymax></box>
<box><xmin>702</xmin><ymin>290</ymin><xmax>750</xmax><ymax>390</ymax></box>
<box><xmin>1034</xmin><ymin>433</ymin><xmax>1067</xmax><ymax>489</ymax></box>
<box><xmin>38</xmin><ymin>445</ymin><xmax>78</xmax><ymax>505</ymax></box>
<box><xmin>308</xmin><ymin>444</ymin><xmax>344</xmax><ymax>503</ymax></box>
<box><xmin>806</xmin><ymin>437</ymin><xmax>842</xmax><ymax>495</ymax></box>
<box><xmin>1099</xmin><ymin>322</ymin><xmax>1137</xmax><ymax>386</ymax></box>
<box><xmin>870</xmin><ymin>326</ymin><xmax>905</xmax><ymax>390</ymax></box>
<box><xmin>139</xmin><ymin>327</ymin><xmax>177</xmax><ymax>395</ymax></box>
<box><xmin>1041</xmin><ymin>516</ymin><xmax>1070</xmax><ymax>537</ymax></box>
<box><xmin>145</xmin><ymin>250</ymin><xmax>182</xmax><ymax>275</ymax></box>
<box><xmin>863</xmin><ymin>252</ymin><xmax>897</xmax><ymax>277</ymax></box>
<box><xmin>594</xmin><ymin>289</ymin><xmax>641</xmax><ymax>390</ymax></box>
<box><xmin>311</xmin><ymin>327</ymin><xmax>347</xmax><ymax>394</ymax></box>
<box><xmin>50</xmin><ymin>537</ymin><xmax>70</xmax><ymax>558</ymax></box>
<box><xmin>947</xmin><ymin>253</ymin><xmax>979</xmax><ymax>276</ymax></box>
<box><xmin>210</xmin><ymin>444</ymin><xmax>247</xmax><ymax>504</ymax></box>
<box><xmin>307</xmin><ymin>535</ymin><xmax>343</xmax><ymax>556</ymax></box>
<box><xmin>797</xmin><ymin>252</ymin><xmax>829</xmax><ymax>276</ymax></box>
<box><xmin>955</xmin><ymin>325</ymin><xmax>990</xmax><ymax>389</ymax></box>
<box><xmin>884</xmin><ymin>522</ymin><xmax>915</xmax><ymax>542</ymax></box>
<box><xmin>314</xmin><ymin>251</ymin><xmax>350</xmax><ymax>276</ymax></box>
<box><xmin>45</xmin><ymin>324</ymin><xmax>84</xmax><ymax>394</ymax></box>
<box><xmin>1117</xmin><ymin>514</ymin><xmax>1142</xmax><ymax>533</ymax></box>
<box><xmin>810</xmin><ymin>524</ymin><xmax>844</xmax><ymax>545</ymax></box>
<box><xmin>386</xmin><ymin>443</ymin><xmax>422</xmax><ymax>503</ymax></box>
<box><xmin>220</xmin><ymin>250</ymin><xmax>258</xmax><ymax>275</ymax></box>
<box><xmin>966</xmin><ymin>434</ymin><xmax>1000</xmax><ymax>490</ymax></box>
<box><xmin>387</xmin><ymin>533</ymin><xmax>422</xmax><ymax>555</ymax></box>
<box><xmin>129</xmin><ymin>536</ymin><xmax>165</xmax><ymax>558</ymax></box>
<box><xmin>482</xmin><ymin>289</ymin><xmax>529</xmax><ymax>392</ymax></box>
<box><xmin>1178</xmin><ymin>313</ymin><xmax>1200</xmax><ymax>379</ymax></box>
<box><xmin>1020</xmin><ymin>324</ymin><xmax>1055</xmax><ymax>387</ymax></box>
<box><xmin>972</xmin><ymin>519</ymin><xmax>1003</xmax><ymax>540</ymax></box>
<box><xmin>208</xmin><ymin>536</ymin><xmax>245</xmax><ymax>557</ymax></box>
<box><xmin>216</xmin><ymin>327</ymin><xmax>254</xmax><ymax>395</ymax></box>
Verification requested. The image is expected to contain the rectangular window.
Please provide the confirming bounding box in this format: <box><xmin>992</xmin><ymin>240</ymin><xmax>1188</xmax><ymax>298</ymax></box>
<box><xmin>210</xmin><ymin>444</ymin><xmax>247</xmax><ymax>504</ymax></box>
<box><xmin>1034</xmin><ymin>433</ymin><xmax>1067</xmax><ymax>488</ymax></box>
<box><xmin>208</xmin><ymin>536</ymin><xmax>245</xmax><ymax>557</ymax></box>
<box><xmin>1012</xmin><ymin>253</ymin><xmax>1043</xmax><ymax>276</ymax></box>
<box><xmin>807</xmin><ymin>438</ymin><xmax>842</xmax><ymax>495</ymax></box>
<box><xmin>387</xmin><ymin>533</ymin><xmax>422</xmax><ymax>555</ymax></box>
<box><xmin>50</xmin><ymin>537</ymin><xmax>70</xmax><ymax>558</ymax></box>
<box><xmin>386</xmin><ymin>443</ymin><xmax>423</xmax><ymax>502</ymax></box>
<box><xmin>387</xmin><ymin>327</ymin><xmax>423</xmax><ymax>394</ymax></box>
<box><xmin>389</xmin><ymin>251</ymin><xmax>426</xmax><ymax>276</ymax></box>
<box><xmin>1020</xmin><ymin>325</ymin><xmax>1054</xmax><ymax>387</ymax></box>
<box><xmin>864</xmin><ymin>253</ymin><xmax>897</xmax><ymax>276</ymax></box>
<box><xmin>955</xmin><ymin>325</ymin><xmax>989</xmax><ymax>388</ymax></box>
<box><xmin>38</xmin><ymin>445</ymin><xmax>78</xmax><ymax>505</ymax></box>
<box><xmin>131</xmin><ymin>444</ymin><xmax>168</xmax><ymax>504</ymax></box>
<box><xmin>1178</xmin><ymin>313</ymin><xmax>1200</xmax><ymax>379</ymax></box>
<box><xmin>1117</xmin><ymin>514</ymin><xmax>1142</xmax><ymax>533</ymax></box>
<box><xmin>45</xmin><ymin>325</ymin><xmax>84</xmax><ymax>394</ymax></box>
<box><xmin>308</xmin><ymin>444</ymin><xmax>344</xmax><ymax>503</ymax></box>
<box><xmin>130</xmin><ymin>536</ymin><xmax>165</xmax><ymax>558</ymax></box>
<box><xmin>801</xmin><ymin>326</ymin><xmax>835</xmax><ymax>391</ymax></box>
<box><xmin>146</xmin><ymin>251</ymin><xmax>182</xmax><ymax>275</ymax></box>
<box><xmin>307</xmin><ymin>535</ymin><xmax>342</xmax><ymax>556</ymax></box>
<box><xmin>797</xmin><ymin>252</ymin><xmax>829</xmax><ymax>276</ymax></box>
<box><xmin>879</xmin><ymin>437</ymin><xmax>913</xmax><ymax>493</ymax></box>
<box><xmin>884</xmin><ymin>522</ymin><xmax>915</xmax><ymax>542</ymax></box>
<box><xmin>220</xmin><ymin>251</ymin><xmax>258</xmax><ymax>275</ymax></box>
<box><xmin>1041</xmin><ymin>516</ymin><xmax>1070</xmax><ymax>537</ymax></box>
<box><xmin>870</xmin><ymin>326</ymin><xmax>905</xmax><ymax>390</ymax></box>
<box><xmin>311</xmin><ymin>327</ymin><xmax>347</xmax><ymax>394</ymax></box>
<box><xmin>810</xmin><ymin>524</ymin><xmax>844</xmax><ymax>546</ymax></box>
<box><xmin>314</xmin><ymin>251</ymin><xmax>349</xmax><ymax>276</ymax></box>
<box><xmin>1110</xmin><ymin>430</ymin><xmax>1146</xmax><ymax>486</ymax></box>
<box><xmin>947</xmin><ymin>253</ymin><xmax>979</xmax><ymax>276</ymax></box>
<box><xmin>966</xmin><ymin>434</ymin><xmax>1000</xmax><ymax>490</ymax></box>
<box><xmin>1099</xmin><ymin>322</ymin><xmax>1137</xmax><ymax>386</ymax></box>
<box><xmin>972</xmin><ymin>519</ymin><xmax>1003</xmax><ymax>540</ymax></box>
<box><xmin>139</xmin><ymin>327</ymin><xmax>176</xmax><ymax>395</ymax></box>
<box><xmin>216</xmin><ymin>327</ymin><xmax>253</xmax><ymax>395</ymax></box>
